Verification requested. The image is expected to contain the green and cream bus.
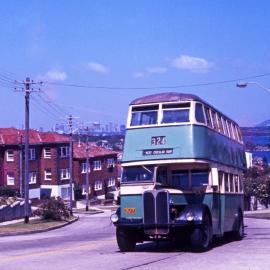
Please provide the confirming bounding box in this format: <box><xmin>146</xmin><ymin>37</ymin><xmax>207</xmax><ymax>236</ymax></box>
<box><xmin>111</xmin><ymin>92</ymin><xmax>246</xmax><ymax>251</ymax></box>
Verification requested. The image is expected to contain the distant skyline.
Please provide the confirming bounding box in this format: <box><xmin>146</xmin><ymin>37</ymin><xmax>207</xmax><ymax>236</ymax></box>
<box><xmin>1</xmin><ymin>1</ymin><xmax>270</xmax><ymax>130</ymax></box>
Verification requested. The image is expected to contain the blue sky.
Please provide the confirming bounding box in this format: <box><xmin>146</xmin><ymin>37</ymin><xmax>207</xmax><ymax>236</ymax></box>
<box><xmin>0</xmin><ymin>0</ymin><xmax>270</xmax><ymax>130</ymax></box>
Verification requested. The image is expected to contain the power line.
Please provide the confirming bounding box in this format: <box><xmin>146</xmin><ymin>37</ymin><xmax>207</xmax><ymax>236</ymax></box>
<box><xmin>31</xmin><ymin>98</ymin><xmax>61</xmax><ymax>122</ymax></box>
<box><xmin>41</xmin><ymin>72</ymin><xmax>270</xmax><ymax>90</ymax></box>
<box><xmin>37</xmin><ymin>93</ymin><xmax>67</xmax><ymax>117</ymax></box>
<box><xmin>31</xmin><ymin>96</ymin><xmax>62</xmax><ymax>121</ymax></box>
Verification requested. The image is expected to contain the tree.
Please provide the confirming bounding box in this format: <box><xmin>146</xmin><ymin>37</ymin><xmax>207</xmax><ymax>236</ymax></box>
<box><xmin>243</xmin><ymin>168</ymin><xmax>270</xmax><ymax>209</ymax></box>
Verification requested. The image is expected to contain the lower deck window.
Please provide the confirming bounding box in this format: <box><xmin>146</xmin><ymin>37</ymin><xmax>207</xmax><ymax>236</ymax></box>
<box><xmin>191</xmin><ymin>170</ymin><xmax>209</xmax><ymax>187</ymax></box>
<box><xmin>171</xmin><ymin>170</ymin><xmax>189</xmax><ymax>189</ymax></box>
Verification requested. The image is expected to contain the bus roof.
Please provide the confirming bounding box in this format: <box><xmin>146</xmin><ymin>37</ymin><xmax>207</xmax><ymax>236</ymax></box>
<box><xmin>130</xmin><ymin>92</ymin><xmax>205</xmax><ymax>105</ymax></box>
<box><xmin>130</xmin><ymin>92</ymin><xmax>239</xmax><ymax>127</ymax></box>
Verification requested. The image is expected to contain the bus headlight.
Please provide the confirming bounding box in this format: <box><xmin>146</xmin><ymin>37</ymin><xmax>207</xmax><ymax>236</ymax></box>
<box><xmin>186</xmin><ymin>212</ymin><xmax>194</xmax><ymax>222</ymax></box>
<box><xmin>110</xmin><ymin>213</ymin><xmax>119</xmax><ymax>223</ymax></box>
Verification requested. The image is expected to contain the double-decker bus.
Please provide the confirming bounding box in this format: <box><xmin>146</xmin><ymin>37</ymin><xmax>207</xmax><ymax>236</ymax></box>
<box><xmin>111</xmin><ymin>92</ymin><xmax>246</xmax><ymax>251</ymax></box>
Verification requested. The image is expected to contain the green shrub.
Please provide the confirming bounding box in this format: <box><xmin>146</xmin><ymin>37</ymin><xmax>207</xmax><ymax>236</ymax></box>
<box><xmin>0</xmin><ymin>186</ymin><xmax>18</xmax><ymax>197</ymax></box>
<box><xmin>34</xmin><ymin>197</ymin><xmax>71</xmax><ymax>221</ymax></box>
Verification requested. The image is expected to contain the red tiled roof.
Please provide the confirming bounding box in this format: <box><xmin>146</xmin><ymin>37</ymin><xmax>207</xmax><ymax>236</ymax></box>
<box><xmin>0</xmin><ymin>128</ymin><xmax>69</xmax><ymax>145</ymax></box>
<box><xmin>73</xmin><ymin>142</ymin><xmax>118</xmax><ymax>159</ymax></box>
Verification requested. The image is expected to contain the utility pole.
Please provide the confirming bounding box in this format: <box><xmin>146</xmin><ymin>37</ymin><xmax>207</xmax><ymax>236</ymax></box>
<box><xmin>19</xmin><ymin>133</ymin><xmax>23</xmax><ymax>197</ymax></box>
<box><xmin>24</xmin><ymin>77</ymin><xmax>31</xmax><ymax>224</ymax></box>
<box><xmin>68</xmin><ymin>115</ymin><xmax>74</xmax><ymax>215</ymax></box>
<box><xmin>15</xmin><ymin>77</ymin><xmax>40</xmax><ymax>223</ymax></box>
<box><xmin>85</xmin><ymin>140</ymin><xmax>90</xmax><ymax>211</ymax></box>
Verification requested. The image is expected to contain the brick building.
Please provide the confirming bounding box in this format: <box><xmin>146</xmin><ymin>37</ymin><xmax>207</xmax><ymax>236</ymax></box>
<box><xmin>0</xmin><ymin>128</ymin><xmax>118</xmax><ymax>200</ymax></box>
<box><xmin>73</xmin><ymin>142</ymin><xmax>118</xmax><ymax>199</ymax></box>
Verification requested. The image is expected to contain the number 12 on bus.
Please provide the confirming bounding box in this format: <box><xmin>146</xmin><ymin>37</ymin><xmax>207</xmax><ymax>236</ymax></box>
<box><xmin>111</xmin><ymin>92</ymin><xmax>246</xmax><ymax>252</ymax></box>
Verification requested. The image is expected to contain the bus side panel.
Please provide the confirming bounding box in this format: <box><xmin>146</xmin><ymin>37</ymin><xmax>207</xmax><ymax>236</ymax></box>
<box><xmin>123</xmin><ymin>125</ymin><xmax>246</xmax><ymax>169</ymax></box>
<box><xmin>223</xmin><ymin>194</ymin><xmax>244</xmax><ymax>232</ymax></box>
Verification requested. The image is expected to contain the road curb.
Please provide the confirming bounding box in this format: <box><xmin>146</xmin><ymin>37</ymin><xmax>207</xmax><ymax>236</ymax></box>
<box><xmin>73</xmin><ymin>210</ymin><xmax>104</xmax><ymax>215</ymax></box>
<box><xmin>0</xmin><ymin>216</ymin><xmax>79</xmax><ymax>237</ymax></box>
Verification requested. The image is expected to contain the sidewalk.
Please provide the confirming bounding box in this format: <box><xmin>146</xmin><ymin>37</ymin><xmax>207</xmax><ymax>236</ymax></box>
<box><xmin>244</xmin><ymin>208</ymin><xmax>270</xmax><ymax>215</ymax></box>
<box><xmin>0</xmin><ymin>216</ymin><xmax>39</xmax><ymax>226</ymax></box>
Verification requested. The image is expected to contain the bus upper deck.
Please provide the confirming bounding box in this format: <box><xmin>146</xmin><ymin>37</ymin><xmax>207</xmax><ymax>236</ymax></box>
<box><xmin>123</xmin><ymin>92</ymin><xmax>246</xmax><ymax>170</ymax></box>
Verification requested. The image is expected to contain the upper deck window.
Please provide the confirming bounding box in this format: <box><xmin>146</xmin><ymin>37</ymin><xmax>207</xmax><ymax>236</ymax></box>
<box><xmin>195</xmin><ymin>103</ymin><xmax>205</xmax><ymax>123</ymax></box>
<box><xmin>122</xmin><ymin>166</ymin><xmax>155</xmax><ymax>183</ymax></box>
<box><xmin>130</xmin><ymin>105</ymin><xmax>158</xmax><ymax>126</ymax></box>
<box><xmin>205</xmin><ymin>107</ymin><xmax>212</xmax><ymax>128</ymax></box>
<box><xmin>216</xmin><ymin>114</ymin><xmax>224</xmax><ymax>134</ymax></box>
<box><xmin>161</xmin><ymin>103</ymin><xmax>190</xmax><ymax>124</ymax></box>
<box><xmin>211</xmin><ymin>110</ymin><xmax>219</xmax><ymax>131</ymax></box>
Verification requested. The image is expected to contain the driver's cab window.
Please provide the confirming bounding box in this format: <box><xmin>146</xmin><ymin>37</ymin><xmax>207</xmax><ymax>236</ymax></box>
<box><xmin>156</xmin><ymin>166</ymin><xmax>168</xmax><ymax>185</ymax></box>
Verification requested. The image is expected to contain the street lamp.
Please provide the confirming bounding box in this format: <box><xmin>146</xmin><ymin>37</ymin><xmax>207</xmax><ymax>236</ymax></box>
<box><xmin>236</xmin><ymin>81</ymin><xmax>270</xmax><ymax>94</ymax></box>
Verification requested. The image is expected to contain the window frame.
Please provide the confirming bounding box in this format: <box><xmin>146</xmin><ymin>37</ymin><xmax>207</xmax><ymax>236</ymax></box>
<box><xmin>44</xmin><ymin>147</ymin><xmax>52</xmax><ymax>159</ymax></box>
<box><xmin>195</xmin><ymin>102</ymin><xmax>206</xmax><ymax>124</ymax></box>
<box><xmin>7</xmin><ymin>173</ymin><xmax>15</xmax><ymax>185</ymax></box>
<box><xmin>108</xmin><ymin>178</ymin><xmax>115</xmax><ymax>187</ymax></box>
<box><xmin>60</xmin><ymin>146</ymin><xmax>70</xmax><ymax>158</ymax></box>
<box><xmin>161</xmin><ymin>103</ymin><xmax>191</xmax><ymax>125</ymax></box>
<box><xmin>107</xmin><ymin>158</ymin><xmax>115</xmax><ymax>168</ymax></box>
<box><xmin>29</xmin><ymin>148</ymin><xmax>36</xmax><ymax>161</ymax></box>
<box><xmin>60</xmin><ymin>168</ymin><xmax>70</xmax><ymax>180</ymax></box>
<box><xmin>204</xmin><ymin>107</ymin><xmax>213</xmax><ymax>128</ymax></box>
<box><xmin>171</xmin><ymin>170</ymin><xmax>190</xmax><ymax>189</ymax></box>
<box><xmin>130</xmin><ymin>105</ymin><xmax>159</xmax><ymax>127</ymax></box>
<box><xmin>94</xmin><ymin>180</ymin><xmax>103</xmax><ymax>191</ymax></box>
<box><xmin>93</xmin><ymin>160</ymin><xmax>102</xmax><ymax>171</ymax></box>
<box><xmin>81</xmin><ymin>162</ymin><xmax>90</xmax><ymax>173</ymax></box>
<box><xmin>44</xmin><ymin>169</ymin><xmax>52</xmax><ymax>181</ymax></box>
<box><xmin>6</xmin><ymin>149</ymin><xmax>14</xmax><ymax>162</ymax></box>
<box><xmin>29</xmin><ymin>171</ymin><xmax>37</xmax><ymax>184</ymax></box>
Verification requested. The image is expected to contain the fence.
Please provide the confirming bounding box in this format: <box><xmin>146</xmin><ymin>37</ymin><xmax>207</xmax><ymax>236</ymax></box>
<box><xmin>0</xmin><ymin>201</ymin><xmax>32</xmax><ymax>223</ymax></box>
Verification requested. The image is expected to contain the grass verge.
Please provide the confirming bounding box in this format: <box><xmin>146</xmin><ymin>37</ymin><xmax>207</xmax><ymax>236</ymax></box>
<box><xmin>73</xmin><ymin>208</ymin><xmax>103</xmax><ymax>214</ymax></box>
<box><xmin>0</xmin><ymin>217</ymin><xmax>76</xmax><ymax>234</ymax></box>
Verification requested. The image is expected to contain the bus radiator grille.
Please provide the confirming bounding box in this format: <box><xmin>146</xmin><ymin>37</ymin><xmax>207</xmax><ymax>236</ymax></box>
<box><xmin>143</xmin><ymin>190</ymin><xmax>169</xmax><ymax>235</ymax></box>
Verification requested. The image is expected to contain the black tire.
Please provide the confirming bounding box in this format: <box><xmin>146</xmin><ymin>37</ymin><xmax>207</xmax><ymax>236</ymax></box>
<box><xmin>233</xmin><ymin>211</ymin><xmax>244</xmax><ymax>240</ymax></box>
<box><xmin>116</xmin><ymin>228</ymin><xmax>136</xmax><ymax>252</ymax></box>
<box><xmin>190</xmin><ymin>214</ymin><xmax>212</xmax><ymax>252</ymax></box>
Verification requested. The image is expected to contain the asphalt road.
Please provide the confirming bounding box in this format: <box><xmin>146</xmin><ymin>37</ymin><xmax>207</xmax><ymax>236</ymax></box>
<box><xmin>0</xmin><ymin>211</ymin><xmax>270</xmax><ymax>270</ymax></box>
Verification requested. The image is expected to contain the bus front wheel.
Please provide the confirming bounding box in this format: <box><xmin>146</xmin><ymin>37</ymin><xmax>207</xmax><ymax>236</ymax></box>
<box><xmin>116</xmin><ymin>228</ymin><xmax>136</xmax><ymax>252</ymax></box>
<box><xmin>190</xmin><ymin>214</ymin><xmax>212</xmax><ymax>252</ymax></box>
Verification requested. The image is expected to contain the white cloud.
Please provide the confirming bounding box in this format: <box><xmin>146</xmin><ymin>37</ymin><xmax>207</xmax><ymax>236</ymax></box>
<box><xmin>86</xmin><ymin>62</ymin><xmax>109</xmax><ymax>74</ymax></box>
<box><xmin>171</xmin><ymin>55</ymin><xmax>213</xmax><ymax>73</ymax></box>
<box><xmin>147</xmin><ymin>67</ymin><xmax>167</xmax><ymax>74</ymax></box>
<box><xmin>133</xmin><ymin>72</ymin><xmax>145</xmax><ymax>78</ymax></box>
<box><xmin>134</xmin><ymin>66</ymin><xmax>167</xmax><ymax>78</ymax></box>
<box><xmin>45</xmin><ymin>70</ymin><xmax>67</xmax><ymax>81</ymax></box>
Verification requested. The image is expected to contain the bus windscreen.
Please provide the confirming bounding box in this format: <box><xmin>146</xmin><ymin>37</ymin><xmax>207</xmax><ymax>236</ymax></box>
<box><xmin>122</xmin><ymin>166</ymin><xmax>155</xmax><ymax>182</ymax></box>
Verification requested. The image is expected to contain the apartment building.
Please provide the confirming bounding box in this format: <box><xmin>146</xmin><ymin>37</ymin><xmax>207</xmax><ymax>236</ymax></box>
<box><xmin>73</xmin><ymin>142</ymin><xmax>118</xmax><ymax>199</ymax></box>
<box><xmin>0</xmin><ymin>128</ymin><xmax>118</xmax><ymax>200</ymax></box>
